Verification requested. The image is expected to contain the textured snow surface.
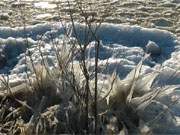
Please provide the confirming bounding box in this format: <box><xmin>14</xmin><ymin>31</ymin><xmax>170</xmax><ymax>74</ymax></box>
<box><xmin>0</xmin><ymin>22</ymin><xmax>179</xmax><ymax>81</ymax></box>
<box><xmin>0</xmin><ymin>21</ymin><xmax>180</xmax><ymax>134</ymax></box>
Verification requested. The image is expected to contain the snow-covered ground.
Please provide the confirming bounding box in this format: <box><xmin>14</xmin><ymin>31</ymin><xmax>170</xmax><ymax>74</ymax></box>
<box><xmin>1</xmin><ymin>0</ymin><xmax>180</xmax><ymax>37</ymax></box>
<box><xmin>0</xmin><ymin>21</ymin><xmax>180</xmax><ymax>133</ymax></box>
<box><xmin>0</xmin><ymin>22</ymin><xmax>179</xmax><ymax>83</ymax></box>
<box><xmin>0</xmin><ymin>0</ymin><xmax>180</xmax><ymax>134</ymax></box>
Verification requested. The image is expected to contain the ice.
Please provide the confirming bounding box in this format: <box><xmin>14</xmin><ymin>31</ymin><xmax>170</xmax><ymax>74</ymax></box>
<box><xmin>35</xmin><ymin>13</ymin><xmax>52</xmax><ymax>20</ymax></box>
<box><xmin>34</xmin><ymin>2</ymin><xmax>57</xmax><ymax>9</ymax></box>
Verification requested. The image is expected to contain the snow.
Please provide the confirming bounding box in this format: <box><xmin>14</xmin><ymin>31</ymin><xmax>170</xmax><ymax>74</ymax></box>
<box><xmin>35</xmin><ymin>13</ymin><xmax>52</xmax><ymax>20</ymax></box>
<box><xmin>0</xmin><ymin>0</ymin><xmax>179</xmax><ymax>133</ymax></box>
<box><xmin>145</xmin><ymin>40</ymin><xmax>161</xmax><ymax>56</ymax></box>
<box><xmin>0</xmin><ymin>22</ymin><xmax>179</xmax><ymax>81</ymax></box>
<box><xmin>0</xmin><ymin>23</ymin><xmax>54</xmax><ymax>39</ymax></box>
<box><xmin>34</xmin><ymin>2</ymin><xmax>57</xmax><ymax>9</ymax></box>
<box><xmin>72</xmin><ymin>23</ymin><xmax>176</xmax><ymax>46</ymax></box>
<box><xmin>71</xmin><ymin>23</ymin><xmax>178</xmax><ymax>66</ymax></box>
<box><xmin>0</xmin><ymin>22</ymin><xmax>179</xmax><ymax>90</ymax></box>
<box><xmin>0</xmin><ymin>14</ymin><xmax>179</xmax><ymax>134</ymax></box>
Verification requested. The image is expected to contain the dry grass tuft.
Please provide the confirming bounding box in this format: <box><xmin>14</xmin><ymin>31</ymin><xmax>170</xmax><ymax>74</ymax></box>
<box><xmin>0</xmin><ymin>57</ymin><xmax>180</xmax><ymax>134</ymax></box>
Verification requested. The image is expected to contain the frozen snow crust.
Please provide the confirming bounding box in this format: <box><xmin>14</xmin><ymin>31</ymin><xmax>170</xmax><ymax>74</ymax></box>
<box><xmin>0</xmin><ymin>22</ymin><xmax>179</xmax><ymax>84</ymax></box>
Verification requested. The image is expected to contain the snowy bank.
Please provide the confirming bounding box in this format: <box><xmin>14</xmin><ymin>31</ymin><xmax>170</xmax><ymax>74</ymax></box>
<box><xmin>0</xmin><ymin>22</ymin><xmax>179</xmax><ymax>83</ymax></box>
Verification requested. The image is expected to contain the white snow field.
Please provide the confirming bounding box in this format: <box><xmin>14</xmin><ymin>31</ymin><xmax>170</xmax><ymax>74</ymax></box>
<box><xmin>0</xmin><ymin>22</ymin><xmax>180</xmax><ymax>133</ymax></box>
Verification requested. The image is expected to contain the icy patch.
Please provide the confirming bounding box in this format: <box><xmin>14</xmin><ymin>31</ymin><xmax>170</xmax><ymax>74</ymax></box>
<box><xmin>172</xmin><ymin>0</ymin><xmax>180</xmax><ymax>4</ymax></box>
<box><xmin>35</xmin><ymin>13</ymin><xmax>52</xmax><ymax>20</ymax></box>
<box><xmin>152</xmin><ymin>18</ymin><xmax>173</xmax><ymax>27</ymax></box>
<box><xmin>34</xmin><ymin>2</ymin><xmax>57</xmax><ymax>9</ymax></box>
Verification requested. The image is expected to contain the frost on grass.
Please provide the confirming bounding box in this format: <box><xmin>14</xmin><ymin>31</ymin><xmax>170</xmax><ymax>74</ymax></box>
<box><xmin>0</xmin><ymin>22</ymin><xmax>180</xmax><ymax>134</ymax></box>
<box><xmin>0</xmin><ymin>55</ymin><xmax>179</xmax><ymax>134</ymax></box>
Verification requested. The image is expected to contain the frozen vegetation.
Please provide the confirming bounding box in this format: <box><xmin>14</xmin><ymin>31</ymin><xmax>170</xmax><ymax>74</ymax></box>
<box><xmin>0</xmin><ymin>0</ymin><xmax>180</xmax><ymax>134</ymax></box>
<box><xmin>0</xmin><ymin>21</ymin><xmax>180</xmax><ymax>134</ymax></box>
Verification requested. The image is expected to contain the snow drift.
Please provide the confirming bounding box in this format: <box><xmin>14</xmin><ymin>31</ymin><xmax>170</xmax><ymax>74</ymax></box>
<box><xmin>0</xmin><ymin>22</ymin><xmax>179</xmax><ymax>83</ymax></box>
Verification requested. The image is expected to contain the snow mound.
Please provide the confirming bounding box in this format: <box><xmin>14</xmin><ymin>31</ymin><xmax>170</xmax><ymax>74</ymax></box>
<box><xmin>0</xmin><ymin>22</ymin><xmax>179</xmax><ymax>83</ymax></box>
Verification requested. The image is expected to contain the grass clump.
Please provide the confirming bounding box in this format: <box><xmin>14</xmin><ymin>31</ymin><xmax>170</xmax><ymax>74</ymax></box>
<box><xmin>0</xmin><ymin>54</ymin><xmax>179</xmax><ymax>134</ymax></box>
<box><xmin>0</xmin><ymin>0</ymin><xmax>180</xmax><ymax>134</ymax></box>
